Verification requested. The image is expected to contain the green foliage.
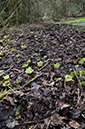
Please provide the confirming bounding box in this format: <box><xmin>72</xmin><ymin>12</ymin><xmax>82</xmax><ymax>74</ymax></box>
<box><xmin>22</xmin><ymin>64</ymin><xmax>28</xmax><ymax>68</ymax></box>
<box><xmin>27</xmin><ymin>59</ymin><xmax>31</xmax><ymax>64</ymax></box>
<box><xmin>71</xmin><ymin>71</ymin><xmax>80</xmax><ymax>78</ymax></box>
<box><xmin>21</xmin><ymin>45</ymin><xmax>27</xmax><ymax>49</ymax></box>
<box><xmin>44</xmin><ymin>46</ymin><xmax>46</xmax><ymax>48</ymax></box>
<box><xmin>34</xmin><ymin>35</ymin><xmax>37</xmax><ymax>38</ymax></box>
<box><xmin>44</xmin><ymin>55</ymin><xmax>47</xmax><ymax>59</ymax></box>
<box><xmin>0</xmin><ymin>110</ymin><xmax>2</xmax><ymax>113</ymax></box>
<box><xmin>54</xmin><ymin>78</ymin><xmax>62</xmax><ymax>82</ymax></box>
<box><xmin>54</xmin><ymin>63</ymin><xmax>60</xmax><ymax>69</ymax></box>
<box><xmin>16</xmin><ymin>79</ymin><xmax>20</xmax><ymax>84</ymax></box>
<box><xmin>37</xmin><ymin>61</ymin><xmax>43</xmax><ymax>67</ymax></box>
<box><xmin>4</xmin><ymin>35</ymin><xmax>10</xmax><ymax>39</ymax></box>
<box><xmin>81</xmin><ymin>70</ymin><xmax>85</xmax><ymax>76</ymax></box>
<box><xmin>65</xmin><ymin>75</ymin><xmax>73</xmax><ymax>82</ymax></box>
<box><xmin>16</xmin><ymin>54</ymin><xmax>20</xmax><ymax>58</ymax></box>
<box><xmin>3</xmin><ymin>75</ymin><xmax>10</xmax><ymax>80</ymax></box>
<box><xmin>25</xmin><ymin>67</ymin><xmax>33</xmax><ymax>74</ymax></box>
<box><xmin>73</xmin><ymin>60</ymin><xmax>77</xmax><ymax>65</ymax></box>
<box><xmin>67</xmin><ymin>27</ymin><xmax>71</xmax><ymax>30</ymax></box>
<box><xmin>11</xmin><ymin>49</ymin><xmax>16</xmax><ymax>53</ymax></box>
<box><xmin>52</xmin><ymin>46</ymin><xmax>54</xmax><ymax>49</ymax></box>
<box><xmin>0</xmin><ymin>57</ymin><xmax>2</xmax><ymax>61</ymax></box>
<box><xmin>78</xmin><ymin>58</ymin><xmax>85</xmax><ymax>65</ymax></box>
<box><xmin>80</xmin><ymin>81</ymin><xmax>85</xmax><ymax>86</ymax></box>
<box><xmin>3</xmin><ymin>80</ymin><xmax>11</xmax><ymax>87</ymax></box>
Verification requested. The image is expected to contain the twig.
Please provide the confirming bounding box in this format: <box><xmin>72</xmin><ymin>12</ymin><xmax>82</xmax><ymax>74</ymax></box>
<box><xmin>73</xmin><ymin>67</ymin><xmax>82</xmax><ymax>106</ymax></box>
<box><xmin>46</xmin><ymin>119</ymin><xmax>51</xmax><ymax>129</ymax></box>
<box><xmin>0</xmin><ymin>73</ymin><xmax>42</xmax><ymax>100</ymax></box>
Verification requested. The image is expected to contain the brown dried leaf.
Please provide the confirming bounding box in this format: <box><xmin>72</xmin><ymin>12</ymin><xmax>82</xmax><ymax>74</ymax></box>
<box><xmin>69</xmin><ymin>120</ymin><xmax>81</xmax><ymax>128</ymax></box>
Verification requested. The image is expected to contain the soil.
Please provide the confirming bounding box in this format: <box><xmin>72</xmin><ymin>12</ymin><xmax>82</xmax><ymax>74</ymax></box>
<box><xmin>0</xmin><ymin>23</ymin><xmax>85</xmax><ymax>129</ymax></box>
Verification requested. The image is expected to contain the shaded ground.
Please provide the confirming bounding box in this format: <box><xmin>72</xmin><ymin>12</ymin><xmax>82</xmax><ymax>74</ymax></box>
<box><xmin>0</xmin><ymin>23</ymin><xmax>85</xmax><ymax>129</ymax></box>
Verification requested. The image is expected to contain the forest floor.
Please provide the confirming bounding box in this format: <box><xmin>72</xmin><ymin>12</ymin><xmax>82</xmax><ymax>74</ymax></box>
<box><xmin>0</xmin><ymin>21</ymin><xmax>85</xmax><ymax>129</ymax></box>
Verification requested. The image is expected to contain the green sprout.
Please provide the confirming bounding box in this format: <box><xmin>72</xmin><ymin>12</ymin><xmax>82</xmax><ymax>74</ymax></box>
<box><xmin>16</xmin><ymin>54</ymin><xmax>20</xmax><ymax>58</ymax></box>
<box><xmin>70</xmin><ymin>71</ymin><xmax>80</xmax><ymax>78</ymax></box>
<box><xmin>82</xmin><ymin>58</ymin><xmax>85</xmax><ymax>62</ymax></box>
<box><xmin>34</xmin><ymin>35</ymin><xmax>37</xmax><ymax>38</ymax></box>
<box><xmin>44</xmin><ymin>55</ymin><xmax>47</xmax><ymax>59</ymax></box>
<box><xmin>16</xmin><ymin>79</ymin><xmax>20</xmax><ymax>84</ymax></box>
<box><xmin>44</xmin><ymin>46</ymin><xmax>46</xmax><ymax>48</ymax></box>
<box><xmin>29</xmin><ymin>46</ymin><xmax>31</xmax><ymax>49</ymax></box>
<box><xmin>78</xmin><ymin>58</ymin><xmax>85</xmax><ymax>65</ymax></box>
<box><xmin>80</xmin><ymin>81</ymin><xmax>85</xmax><ymax>86</ymax></box>
<box><xmin>54</xmin><ymin>78</ymin><xmax>62</xmax><ymax>82</ymax></box>
<box><xmin>37</xmin><ymin>61</ymin><xmax>43</xmax><ymax>68</ymax></box>
<box><xmin>3</xmin><ymin>75</ymin><xmax>10</xmax><ymax>80</ymax></box>
<box><xmin>73</xmin><ymin>60</ymin><xmax>77</xmax><ymax>65</ymax></box>
<box><xmin>27</xmin><ymin>59</ymin><xmax>31</xmax><ymax>64</ymax></box>
<box><xmin>4</xmin><ymin>34</ymin><xmax>10</xmax><ymax>39</ymax></box>
<box><xmin>52</xmin><ymin>46</ymin><xmax>54</xmax><ymax>49</ymax></box>
<box><xmin>25</xmin><ymin>67</ymin><xmax>33</xmax><ymax>74</ymax></box>
<box><xmin>0</xmin><ymin>57</ymin><xmax>2</xmax><ymax>61</ymax></box>
<box><xmin>0</xmin><ymin>110</ymin><xmax>2</xmax><ymax>113</ymax></box>
<box><xmin>21</xmin><ymin>45</ymin><xmax>27</xmax><ymax>49</ymax></box>
<box><xmin>81</xmin><ymin>70</ymin><xmax>85</xmax><ymax>76</ymax></box>
<box><xmin>54</xmin><ymin>63</ymin><xmax>60</xmax><ymax>69</ymax></box>
<box><xmin>3</xmin><ymin>80</ymin><xmax>11</xmax><ymax>87</ymax></box>
<box><xmin>22</xmin><ymin>64</ymin><xmax>28</xmax><ymax>68</ymax></box>
<box><xmin>67</xmin><ymin>27</ymin><xmax>71</xmax><ymax>30</ymax></box>
<box><xmin>11</xmin><ymin>49</ymin><xmax>16</xmax><ymax>53</ymax></box>
<box><xmin>65</xmin><ymin>75</ymin><xmax>73</xmax><ymax>82</ymax></box>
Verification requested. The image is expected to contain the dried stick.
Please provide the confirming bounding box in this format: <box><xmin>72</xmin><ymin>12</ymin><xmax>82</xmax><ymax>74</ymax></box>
<box><xmin>0</xmin><ymin>74</ymin><xmax>41</xmax><ymax>100</ymax></box>
<box><xmin>73</xmin><ymin>67</ymin><xmax>82</xmax><ymax>106</ymax></box>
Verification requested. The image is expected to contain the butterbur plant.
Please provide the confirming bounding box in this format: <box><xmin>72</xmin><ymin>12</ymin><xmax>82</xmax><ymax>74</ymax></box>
<box><xmin>21</xmin><ymin>45</ymin><xmax>27</xmax><ymax>49</ymax></box>
<box><xmin>3</xmin><ymin>75</ymin><xmax>10</xmax><ymax>80</ymax></box>
<box><xmin>80</xmin><ymin>81</ymin><xmax>85</xmax><ymax>86</ymax></box>
<box><xmin>78</xmin><ymin>57</ymin><xmax>85</xmax><ymax>65</ymax></box>
<box><xmin>3</xmin><ymin>80</ymin><xmax>11</xmax><ymax>87</ymax></box>
<box><xmin>27</xmin><ymin>59</ymin><xmax>31</xmax><ymax>64</ymax></box>
<box><xmin>25</xmin><ymin>67</ymin><xmax>33</xmax><ymax>74</ymax></box>
<box><xmin>11</xmin><ymin>49</ymin><xmax>16</xmax><ymax>53</ymax></box>
<box><xmin>37</xmin><ymin>61</ymin><xmax>43</xmax><ymax>67</ymax></box>
<box><xmin>65</xmin><ymin>75</ymin><xmax>73</xmax><ymax>82</ymax></box>
<box><xmin>22</xmin><ymin>64</ymin><xmax>28</xmax><ymax>68</ymax></box>
<box><xmin>4</xmin><ymin>34</ymin><xmax>10</xmax><ymax>39</ymax></box>
<box><xmin>54</xmin><ymin>63</ymin><xmax>60</xmax><ymax>69</ymax></box>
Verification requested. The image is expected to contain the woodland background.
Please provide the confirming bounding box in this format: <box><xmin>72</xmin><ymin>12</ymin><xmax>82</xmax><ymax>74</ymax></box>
<box><xmin>0</xmin><ymin>0</ymin><xmax>85</xmax><ymax>27</ymax></box>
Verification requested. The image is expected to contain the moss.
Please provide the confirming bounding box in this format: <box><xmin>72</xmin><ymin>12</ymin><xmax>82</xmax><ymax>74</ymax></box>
<box><xmin>60</xmin><ymin>17</ymin><xmax>85</xmax><ymax>24</ymax></box>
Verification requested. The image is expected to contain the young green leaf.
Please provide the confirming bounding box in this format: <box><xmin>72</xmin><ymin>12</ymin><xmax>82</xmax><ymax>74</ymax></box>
<box><xmin>37</xmin><ymin>61</ymin><xmax>43</xmax><ymax>67</ymax></box>
<box><xmin>65</xmin><ymin>75</ymin><xmax>73</xmax><ymax>82</ymax></box>
<box><xmin>25</xmin><ymin>67</ymin><xmax>33</xmax><ymax>74</ymax></box>
<box><xmin>54</xmin><ymin>63</ymin><xmax>60</xmax><ymax>69</ymax></box>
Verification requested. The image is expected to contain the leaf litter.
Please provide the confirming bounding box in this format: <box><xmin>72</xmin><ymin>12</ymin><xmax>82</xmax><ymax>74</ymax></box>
<box><xmin>0</xmin><ymin>23</ymin><xmax>85</xmax><ymax>129</ymax></box>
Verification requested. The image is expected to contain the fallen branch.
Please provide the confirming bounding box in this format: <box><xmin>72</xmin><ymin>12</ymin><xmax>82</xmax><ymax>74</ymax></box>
<box><xmin>0</xmin><ymin>73</ymin><xmax>42</xmax><ymax>100</ymax></box>
<box><xmin>73</xmin><ymin>67</ymin><xmax>82</xmax><ymax>106</ymax></box>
